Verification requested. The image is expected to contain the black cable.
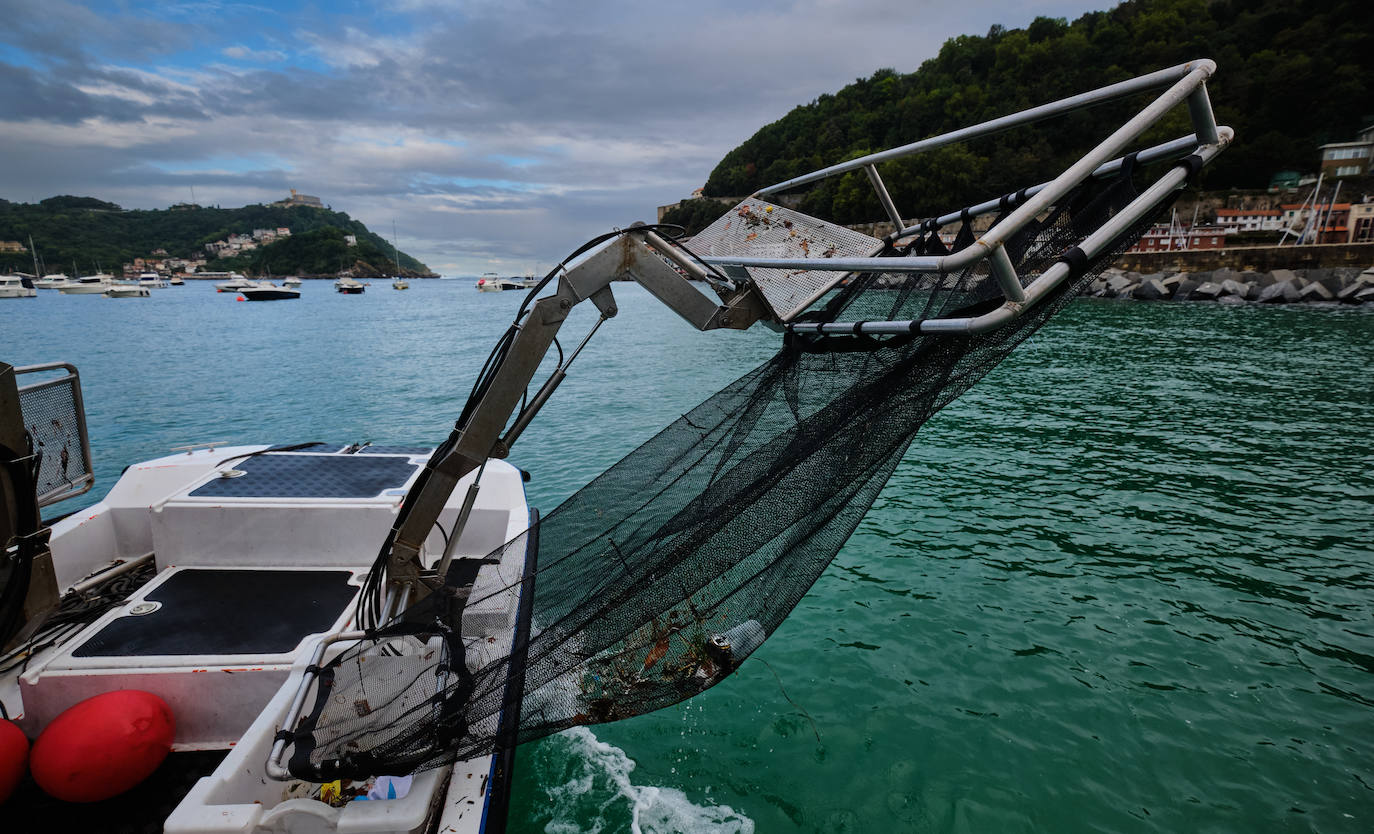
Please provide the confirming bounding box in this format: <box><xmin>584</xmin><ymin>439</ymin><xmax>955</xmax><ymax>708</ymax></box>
<box><xmin>216</xmin><ymin>441</ymin><xmax>324</xmax><ymax>467</ymax></box>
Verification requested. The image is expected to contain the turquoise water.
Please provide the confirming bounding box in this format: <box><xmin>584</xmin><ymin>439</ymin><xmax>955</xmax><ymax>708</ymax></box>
<box><xmin>3</xmin><ymin>283</ymin><xmax>1372</xmax><ymax>832</ymax></box>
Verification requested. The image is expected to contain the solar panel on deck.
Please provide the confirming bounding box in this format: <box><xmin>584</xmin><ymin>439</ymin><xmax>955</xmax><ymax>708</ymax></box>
<box><xmin>189</xmin><ymin>453</ymin><xmax>418</xmax><ymax>499</ymax></box>
<box><xmin>74</xmin><ymin>569</ymin><xmax>357</xmax><ymax>656</ymax></box>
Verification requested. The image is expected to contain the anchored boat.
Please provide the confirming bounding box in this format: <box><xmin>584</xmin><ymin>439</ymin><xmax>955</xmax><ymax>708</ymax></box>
<box><xmin>58</xmin><ymin>274</ymin><xmax>114</xmax><ymax>295</ymax></box>
<box><xmin>214</xmin><ymin>273</ymin><xmax>254</xmax><ymax>293</ymax></box>
<box><xmin>2</xmin><ymin>61</ymin><xmax>1231</xmax><ymax>832</ymax></box>
<box><xmin>334</xmin><ymin>276</ymin><xmax>365</xmax><ymax>294</ymax></box>
<box><xmin>240</xmin><ymin>282</ymin><xmax>301</xmax><ymax>301</ymax></box>
<box><xmin>0</xmin><ymin>275</ymin><xmax>37</xmax><ymax>298</ymax></box>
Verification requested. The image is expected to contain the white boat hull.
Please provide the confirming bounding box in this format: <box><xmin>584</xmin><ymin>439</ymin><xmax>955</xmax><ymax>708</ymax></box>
<box><xmin>2</xmin><ymin>442</ymin><xmax>530</xmax><ymax>833</ymax></box>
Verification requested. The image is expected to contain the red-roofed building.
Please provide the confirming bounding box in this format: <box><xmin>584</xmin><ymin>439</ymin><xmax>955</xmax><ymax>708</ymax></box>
<box><xmin>1126</xmin><ymin>223</ymin><xmax>1229</xmax><ymax>252</ymax></box>
<box><xmin>1280</xmin><ymin>203</ymin><xmax>1351</xmax><ymax>244</ymax></box>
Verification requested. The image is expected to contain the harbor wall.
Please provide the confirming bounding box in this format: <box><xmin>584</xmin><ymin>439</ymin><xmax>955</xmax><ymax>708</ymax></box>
<box><xmin>1114</xmin><ymin>242</ymin><xmax>1374</xmax><ymax>273</ymax></box>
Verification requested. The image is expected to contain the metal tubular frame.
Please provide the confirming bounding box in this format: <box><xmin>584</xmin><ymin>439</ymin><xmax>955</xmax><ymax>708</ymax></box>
<box><xmin>896</xmin><ymin>133</ymin><xmax>1204</xmax><ymax>238</ymax></box>
<box><xmin>789</xmin><ymin>129</ymin><xmax>1232</xmax><ymax>337</ymax></box>
<box><xmin>756</xmin><ymin>61</ymin><xmax>1210</xmax><ymax>197</ymax></box>
<box><xmin>265</xmin><ymin>629</ymin><xmax>368</xmax><ymax>781</ymax></box>
<box><xmin>701</xmin><ymin>60</ymin><xmax>1226</xmax><ymax>330</ymax></box>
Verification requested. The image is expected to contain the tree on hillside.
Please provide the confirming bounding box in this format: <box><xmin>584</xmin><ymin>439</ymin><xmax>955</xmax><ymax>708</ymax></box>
<box><xmin>703</xmin><ymin>0</ymin><xmax>1372</xmax><ymax>224</ymax></box>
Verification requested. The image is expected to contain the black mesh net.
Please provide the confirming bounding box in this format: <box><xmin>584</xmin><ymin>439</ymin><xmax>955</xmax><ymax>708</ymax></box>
<box><xmin>286</xmin><ymin>163</ymin><xmax>1177</xmax><ymax>780</ymax></box>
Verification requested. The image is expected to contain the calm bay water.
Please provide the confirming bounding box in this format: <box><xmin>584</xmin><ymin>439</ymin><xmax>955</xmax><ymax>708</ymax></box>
<box><xmin>3</xmin><ymin>281</ymin><xmax>1372</xmax><ymax>832</ymax></box>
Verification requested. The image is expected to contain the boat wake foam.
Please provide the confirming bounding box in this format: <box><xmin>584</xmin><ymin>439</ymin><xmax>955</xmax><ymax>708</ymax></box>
<box><xmin>542</xmin><ymin>728</ymin><xmax>754</xmax><ymax>834</ymax></box>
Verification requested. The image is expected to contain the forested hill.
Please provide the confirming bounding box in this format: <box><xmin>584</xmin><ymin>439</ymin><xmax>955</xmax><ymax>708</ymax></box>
<box><xmin>0</xmin><ymin>196</ymin><xmax>434</xmax><ymax>277</ymax></box>
<box><xmin>696</xmin><ymin>0</ymin><xmax>1372</xmax><ymax>225</ymax></box>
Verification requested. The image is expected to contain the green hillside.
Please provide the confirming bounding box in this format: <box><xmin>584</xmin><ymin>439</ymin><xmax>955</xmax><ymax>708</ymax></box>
<box><xmin>0</xmin><ymin>196</ymin><xmax>434</xmax><ymax>277</ymax></box>
<box><xmin>670</xmin><ymin>0</ymin><xmax>1371</xmax><ymax>230</ymax></box>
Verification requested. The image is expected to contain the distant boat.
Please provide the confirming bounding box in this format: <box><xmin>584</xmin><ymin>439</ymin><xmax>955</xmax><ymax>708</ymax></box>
<box><xmin>214</xmin><ymin>273</ymin><xmax>254</xmax><ymax>293</ymax></box>
<box><xmin>283</xmin><ymin>276</ymin><xmax>302</xmax><ymax>288</ymax></box>
<box><xmin>169</xmin><ymin>274</ymin><xmax>185</xmax><ymax>286</ymax></box>
<box><xmin>476</xmin><ymin>272</ymin><xmax>515</xmax><ymax>292</ymax></box>
<box><xmin>390</xmin><ymin>221</ymin><xmax>409</xmax><ymax>289</ymax></box>
<box><xmin>0</xmin><ymin>274</ymin><xmax>38</xmax><ymax>298</ymax></box>
<box><xmin>34</xmin><ymin>273</ymin><xmax>70</xmax><ymax>290</ymax></box>
<box><xmin>334</xmin><ymin>276</ymin><xmax>365</xmax><ymax>294</ymax></box>
<box><xmin>240</xmin><ymin>282</ymin><xmax>300</xmax><ymax>301</ymax></box>
<box><xmin>60</xmin><ymin>274</ymin><xmax>114</xmax><ymax>294</ymax></box>
<box><xmin>138</xmin><ymin>271</ymin><xmax>170</xmax><ymax>289</ymax></box>
<box><xmin>105</xmin><ymin>283</ymin><xmax>150</xmax><ymax>298</ymax></box>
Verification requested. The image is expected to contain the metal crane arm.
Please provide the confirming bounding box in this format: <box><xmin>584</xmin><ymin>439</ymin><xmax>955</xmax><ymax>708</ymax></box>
<box><xmin>383</xmin><ymin>228</ymin><xmax>768</xmax><ymax>594</ymax></box>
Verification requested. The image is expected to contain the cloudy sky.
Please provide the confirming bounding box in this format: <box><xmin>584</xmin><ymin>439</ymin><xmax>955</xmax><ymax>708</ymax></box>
<box><xmin>1</xmin><ymin>0</ymin><xmax>1108</xmax><ymax>276</ymax></box>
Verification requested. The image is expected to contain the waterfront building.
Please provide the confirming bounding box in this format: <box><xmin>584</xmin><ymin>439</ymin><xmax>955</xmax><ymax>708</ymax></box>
<box><xmin>1215</xmin><ymin>208</ymin><xmax>1282</xmax><ymax>234</ymax></box>
<box><xmin>1127</xmin><ymin>223</ymin><xmax>1229</xmax><ymax>252</ymax></box>
<box><xmin>1318</xmin><ymin>124</ymin><xmax>1374</xmax><ymax>179</ymax></box>
<box><xmin>1348</xmin><ymin>202</ymin><xmax>1374</xmax><ymax>243</ymax></box>
<box><xmin>1280</xmin><ymin>203</ymin><xmax>1351</xmax><ymax>244</ymax></box>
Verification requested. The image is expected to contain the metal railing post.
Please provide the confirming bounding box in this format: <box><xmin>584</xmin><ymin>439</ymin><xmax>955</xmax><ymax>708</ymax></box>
<box><xmin>864</xmin><ymin>165</ymin><xmax>905</xmax><ymax>230</ymax></box>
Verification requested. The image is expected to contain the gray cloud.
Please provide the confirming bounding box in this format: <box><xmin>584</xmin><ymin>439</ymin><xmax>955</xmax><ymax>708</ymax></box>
<box><xmin>0</xmin><ymin>0</ymin><xmax>1109</xmax><ymax>274</ymax></box>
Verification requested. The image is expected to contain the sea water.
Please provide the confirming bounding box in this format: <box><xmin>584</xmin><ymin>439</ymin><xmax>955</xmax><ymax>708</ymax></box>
<box><xmin>2</xmin><ymin>282</ymin><xmax>1371</xmax><ymax>833</ymax></box>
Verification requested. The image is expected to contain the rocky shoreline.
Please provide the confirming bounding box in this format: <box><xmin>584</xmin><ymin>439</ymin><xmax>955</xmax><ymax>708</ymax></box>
<box><xmin>1088</xmin><ymin>266</ymin><xmax>1374</xmax><ymax>305</ymax></box>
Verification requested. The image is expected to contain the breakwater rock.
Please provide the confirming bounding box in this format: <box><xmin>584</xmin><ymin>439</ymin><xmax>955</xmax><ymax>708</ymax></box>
<box><xmin>1086</xmin><ymin>266</ymin><xmax>1374</xmax><ymax>305</ymax></box>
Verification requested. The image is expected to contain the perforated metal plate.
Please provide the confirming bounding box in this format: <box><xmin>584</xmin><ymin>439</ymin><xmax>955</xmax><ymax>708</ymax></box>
<box><xmin>17</xmin><ymin>368</ymin><xmax>93</xmax><ymax>506</ymax></box>
<box><xmin>189</xmin><ymin>453</ymin><xmax>418</xmax><ymax>499</ymax></box>
<box><xmin>690</xmin><ymin>199</ymin><xmax>881</xmax><ymax>321</ymax></box>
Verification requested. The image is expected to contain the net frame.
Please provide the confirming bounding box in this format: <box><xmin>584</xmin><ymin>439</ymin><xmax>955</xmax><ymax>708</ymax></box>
<box><xmin>282</xmin><ymin>161</ymin><xmax>1186</xmax><ymax>780</ymax></box>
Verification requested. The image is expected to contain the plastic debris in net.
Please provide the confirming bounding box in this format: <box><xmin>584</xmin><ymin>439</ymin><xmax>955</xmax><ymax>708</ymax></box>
<box><xmin>284</xmin><ymin>170</ymin><xmax>1173</xmax><ymax>780</ymax></box>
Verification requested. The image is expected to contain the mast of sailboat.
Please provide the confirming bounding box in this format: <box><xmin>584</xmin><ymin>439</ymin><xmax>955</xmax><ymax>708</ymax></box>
<box><xmin>1303</xmin><ymin>174</ymin><xmax>1325</xmax><ymax>245</ymax></box>
<box><xmin>391</xmin><ymin>220</ymin><xmax>401</xmax><ymax>277</ymax></box>
<box><xmin>1278</xmin><ymin>176</ymin><xmax>1318</xmax><ymax>246</ymax></box>
<box><xmin>28</xmin><ymin>236</ymin><xmax>39</xmax><ymax>277</ymax></box>
<box><xmin>1315</xmin><ymin>180</ymin><xmax>1342</xmax><ymax>245</ymax></box>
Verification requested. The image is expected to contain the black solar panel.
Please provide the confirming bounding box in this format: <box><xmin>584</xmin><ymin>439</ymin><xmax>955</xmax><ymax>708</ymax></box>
<box><xmin>189</xmin><ymin>453</ymin><xmax>418</xmax><ymax>499</ymax></box>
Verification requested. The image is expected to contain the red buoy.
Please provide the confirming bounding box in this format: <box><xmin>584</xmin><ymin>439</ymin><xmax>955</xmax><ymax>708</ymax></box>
<box><xmin>0</xmin><ymin>719</ymin><xmax>28</xmax><ymax>804</ymax></box>
<box><xmin>30</xmin><ymin>690</ymin><xmax>174</xmax><ymax>803</ymax></box>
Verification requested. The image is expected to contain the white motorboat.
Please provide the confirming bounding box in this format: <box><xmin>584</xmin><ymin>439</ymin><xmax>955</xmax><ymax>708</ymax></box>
<box><xmin>33</xmin><ymin>274</ymin><xmax>70</xmax><ymax>290</ymax></box>
<box><xmin>240</xmin><ymin>282</ymin><xmax>301</xmax><ymax>301</ymax></box>
<box><xmin>138</xmin><ymin>272</ymin><xmax>170</xmax><ymax>289</ymax></box>
<box><xmin>475</xmin><ymin>273</ymin><xmax>514</xmax><ymax>292</ymax></box>
<box><xmin>2</xmin><ymin>362</ymin><xmax>532</xmax><ymax>832</ymax></box>
<box><xmin>169</xmin><ymin>274</ymin><xmax>185</xmax><ymax>286</ymax></box>
<box><xmin>0</xmin><ymin>274</ymin><xmax>38</xmax><ymax>298</ymax></box>
<box><xmin>105</xmin><ymin>284</ymin><xmax>151</xmax><ymax>298</ymax></box>
<box><xmin>214</xmin><ymin>273</ymin><xmax>254</xmax><ymax>293</ymax></box>
<box><xmin>334</xmin><ymin>276</ymin><xmax>365</xmax><ymax>294</ymax></box>
<box><xmin>283</xmin><ymin>277</ymin><xmax>302</xmax><ymax>288</ymax></box>
<box><xmin>59</xmin><ymin>274</ymin><xmax>114</xmax><ymax>294</ymax></box>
